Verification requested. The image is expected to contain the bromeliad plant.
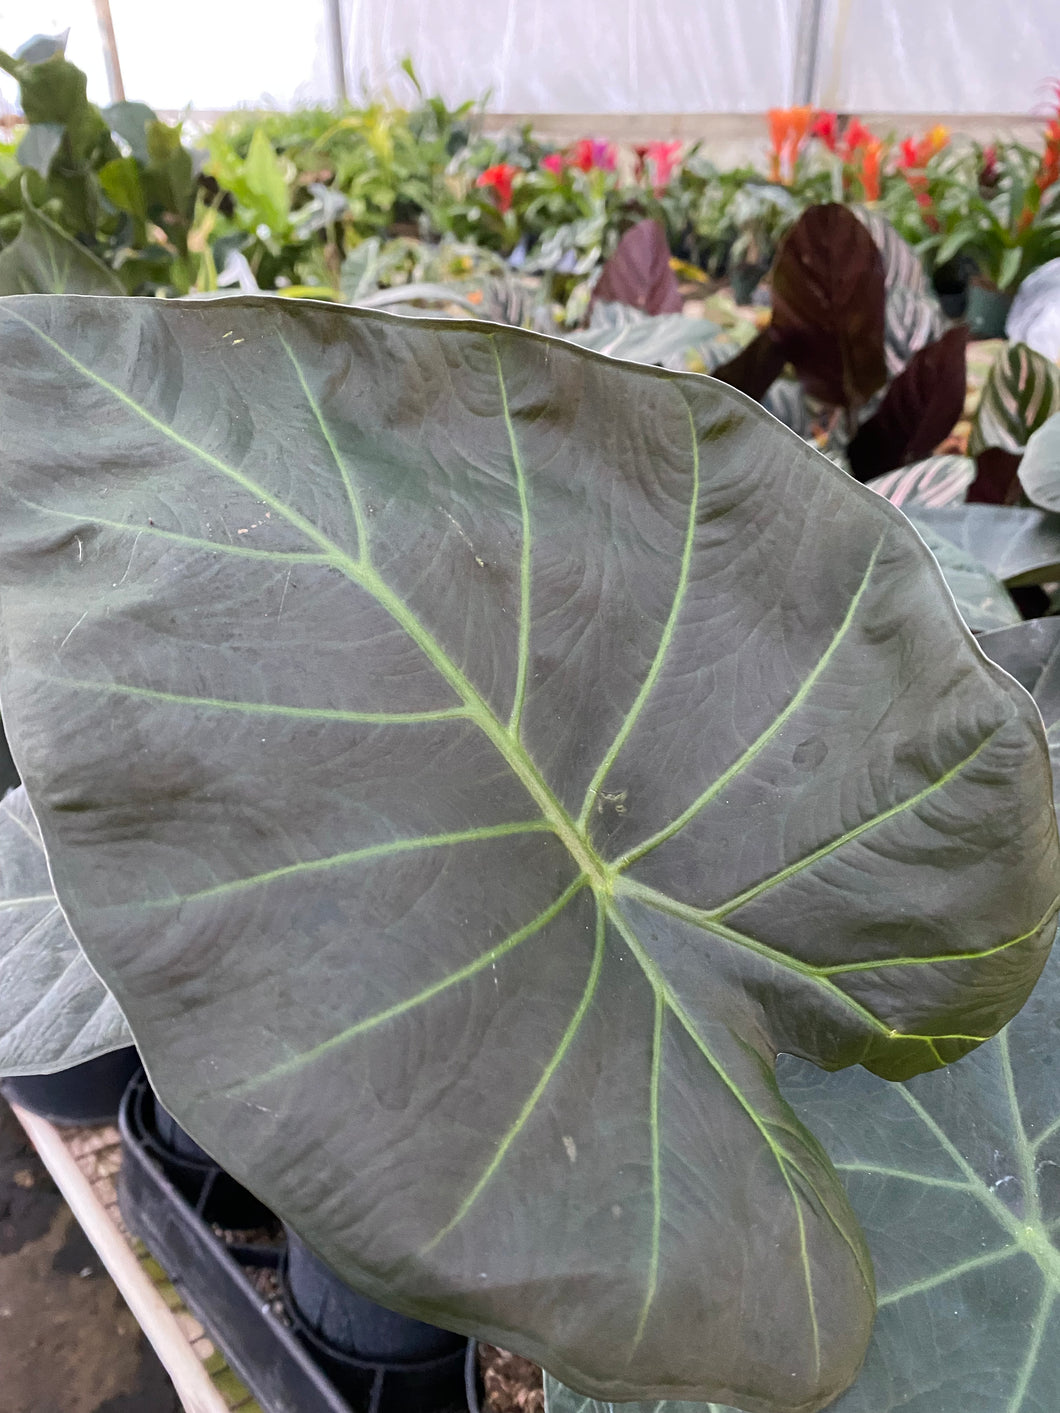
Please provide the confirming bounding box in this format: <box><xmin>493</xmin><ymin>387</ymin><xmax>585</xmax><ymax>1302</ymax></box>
<box><xmin>0</xmin><ymin>294</ymin><xmax>1057</xmax><ymax>1413</ymax></box>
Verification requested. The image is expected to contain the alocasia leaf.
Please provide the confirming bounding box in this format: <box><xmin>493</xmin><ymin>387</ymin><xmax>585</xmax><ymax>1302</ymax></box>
<box><xmin>592</xmin><ymin>219</ymin><xmax>683</xmax><ymax>315</ymax></box>
<box><xmin>1018</xmin><ymin>412</ymin><xmax>1060</xmax><ymax>512</ymax></box>
<box><xmin>770</xmin><ymin>204</ymin><xmax>887</xmax><ymax>410</ymax></box>
<box><xmin>866</xmin><ymin>455</ymin><xmax>974</xmax><ymax>510</ymax></box>
<box><xmin>907</xmin><ymin>505</ymin><xmax>1060</xmax><ymax>587</ymax></box>
<box><xmin>901</xmin><ymin>522</ymin><xmax>1020</xmax><ymax>632</ymax></box>
<box><xmin>547</xmin><ymin>617</ymin><xmax>1060</xmax><ymax>1413</ymax></box>
<box><xmin>847</xmin><ymin>327</ymin><xmax>968</xmax><ymax>482</ymax></box>
<box><xmin>0</xmin><ymin>297</ymin><xmax>1056</xmax><ymax>1413</ymax></box>
<box><xmin>0</xmin><ymin>201</ymin><xmax>124</xmax><ymax>296</ymax></box>
<box><xmin>0</xmin><ymin>786</ymin><xmax>131</xmax><ymax>1074</ymax></box>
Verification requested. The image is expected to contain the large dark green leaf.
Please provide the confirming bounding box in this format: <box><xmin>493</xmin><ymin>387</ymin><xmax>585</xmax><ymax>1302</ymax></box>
<box><xmin>0</xmin><ymin>786</ymin><xmax>131</xmax><ymax>1074</ymax></box>
<box><xmin>768</xmin><ymin>616</ymin><xmax>1060</xmax><ymax>1412</ymax></box>
<box><xmin>907</xmin><ymin>505</ymin><xmax>1060</xmax><ymax>587</ymax></box>
<box><xmin>0</xmin><ymin>297</ymin><xmax>1056</xmax><ymax>1413</ymax></box>
<box><xmin>548</xmin><ymin>617</ymin><xmax>1060</xmax><ymax>1413</ymax></box>
<box><xmin>902</xmin><ymin>522</ymin><xmax>1020</xmax><ymax>632</ymax></box>
<box><xmin>0</xmin><ymin>202</ymin><xmax>123</xmax><ymax>296</ymax></box>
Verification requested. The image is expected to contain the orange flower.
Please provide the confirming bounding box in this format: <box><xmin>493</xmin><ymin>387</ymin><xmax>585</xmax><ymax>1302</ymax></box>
<box><xmin>860</xmin><ymin>140</ymin><xmax>884</xmax><ymax>201</ymax></box>
<box><xmin>767</xmin><ymin>106</ymin><xmax>813</xmax><ymax>183</ymax></box>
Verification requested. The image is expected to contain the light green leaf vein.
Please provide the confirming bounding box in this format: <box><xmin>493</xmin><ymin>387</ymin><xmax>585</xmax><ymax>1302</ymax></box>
<box><xmin>878</xmin><ymin>1245</ymin><xmax>1015</xmax><ymax>1306</ymax></box>
<box><xmin>612</xmin><ymin>534</ymin><xmax>886</xmax><ymax>869</ymax></box>
<box><xmin>833</xmin><ymin>1163</ymin><xmax>974</xmax><ymax>1192</ymax></box>
<box><xmin>59</xmin><ymin>678</ymin><xmax>466</xmax><ymax>726</ymax></box>
<box><xmin>1006</xmin><ymin>1290</ymin><xmax>1054</xmax><ymax>1413</ymax></box>
<box><xmin>634</xmin><ymin>989</ymin><xmax>665</xmax><ymax>1346</ymax></box>
<box><xmin>606</xmin><ymin>902</ymin><xmax>852</xmax><ymax>1366</ymax></box>
<box><xmin>155</xmin><ymin>821</ymin><xmax>555</xmax><ymax>906</ymax></box>
<box><xmin>490</xmin><ymin>338</ymin><xmax>533</xmax><ymax>736</ymax></box>
<box><xmin>226</xmin><ymin>874</ymin><xmax>588</xmax><ymax>1092</ymax></box>
<box><xmin>578</xmin><ymin>390</ymin><xmax>701</xmax><ymax>829</ymax></box>
<box><xmin>25</xmin><ymin>501</ymin><xmax>331</xmax><ymax>566</ymax></box>
<box><xmin>278</xmin><ymin>332</ymin><xmax>371</xmax><ymax>561</ymax></box>
<box><xmin>422</xmin><ymin>894</ymin><xmax>606</xmax><ymax>1253</ymax></box>
<box><xmin>615</xmin><ymin>877</ymin><xmax>988</xmax><ymax>1052</ymax></box>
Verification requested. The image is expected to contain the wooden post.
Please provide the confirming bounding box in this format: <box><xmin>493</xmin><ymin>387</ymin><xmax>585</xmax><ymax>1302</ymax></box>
<box><xmin>92</xmin><ymin>0</ymin><xmax>125</xmax><ymax>104</ymax></box>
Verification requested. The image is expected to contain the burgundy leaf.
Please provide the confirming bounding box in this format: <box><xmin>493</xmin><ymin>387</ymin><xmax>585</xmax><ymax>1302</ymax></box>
<box><xmin>593</xmin><ymin>218</ymin><xmax>683</xmax><ymax>315</ymax></box>
<box><xmin>848</xmin><ymin>326</ymin><xmax>969</xmax><ymax>482</ymax></box>
<box><xmin>968</xmin><ymin>448</ymin><xmax>1025</xmax><ymax>505</ymax></box>
<box><xmin>710</xmin><ymin>328</ymin><xmax>787</xmax><ymax>402</ymax></box>
<box><xmin>771</xmin><ymin>203</ymin><xmax>887</xmax><ymax>410</ymax></box>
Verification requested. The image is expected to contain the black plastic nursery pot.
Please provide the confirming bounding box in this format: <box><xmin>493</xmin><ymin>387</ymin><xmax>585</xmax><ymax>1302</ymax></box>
<box><xmin>1</xmin><ymin>1045</ymin><xmax>141</xmax><ymax>1125</ymax></box>
<box><xmin>965</xmin><ymin>277</ymin><xmax>1015</xmax><ymax>339</ymax></box>
<box><xmin>129</xmin><ymin>1076</ymin><xmax>276</xmax><ymax>1231</ymax></box>
<box><xmin>282</xmin><ymin>1228</ymin><xmax>469</xmax><ymax>1411</ymax></box>
<box><xmin>729</xmin><ymin>259</ymin><xmax>770</xmax><ymax>305</ymax></box>
<box><xmin>932</xmin><ymin>253</ymin><xmax>977</xmax><ymax>319</ymax></box>
<box><xmin>118</xmin><ymin>1074</ymin><xmax>481</xmax><ymax>1413</ymax></box>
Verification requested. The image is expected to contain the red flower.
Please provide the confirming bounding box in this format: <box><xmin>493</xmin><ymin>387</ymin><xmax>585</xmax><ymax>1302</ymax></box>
<box><xmin>643</xmin><ymin>139</ymin><xmax>683</xmax><ymax>194</ymax></box>
<box><xmin>540</xmin><ymin>153</ymin><xmax>564</xmax><ymax>177</ymax></box>
<box><xmin>811</xmin><ymin>111</ymin><xmax>839</xmax><ymax>152</ymax></box>
<box><xmin>897</xmin><ymin>126</ymin><xmax>949</xmax><ymax>170</ymax></box>
<box><xmin>568</xmin><ymin>138</ymin><xmax>617</xmax><ymax>172</ymax></box>
<box><xmin>840</xmin><ymin>118</ymin><xmax>876</xmax><ymax>159</ymax></box>
<box><xmin>475</xmin><ymin>163</ymin><xmax>518</xmax><ymax>213</ymax></box>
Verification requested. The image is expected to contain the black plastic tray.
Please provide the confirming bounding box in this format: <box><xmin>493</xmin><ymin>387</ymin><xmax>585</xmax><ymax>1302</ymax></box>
<box><xmin>118</xmin><ymin>1075</ymin><xmax>481</xmax><ymax>1413</ymax></box>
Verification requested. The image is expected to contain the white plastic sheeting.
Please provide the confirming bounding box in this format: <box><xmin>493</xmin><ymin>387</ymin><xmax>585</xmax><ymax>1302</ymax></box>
<box><xmin>0</xmin><ymin>0</ymin><xmax>332</xmax><ymax>111</ymax></box>
<box><xmin>342</xmin><ymin>0</ymin><xmax>802</xmax><ymax>113</ymax></box>
<box><xmin>814</xmin><ymin>0</ymin><xmax>1060</xmax><ymax>114</ymax></box>
<box><xmin>0</xmin><ymin>0</ymin><xmax>1057</xmax><ymax>116</ymax></box>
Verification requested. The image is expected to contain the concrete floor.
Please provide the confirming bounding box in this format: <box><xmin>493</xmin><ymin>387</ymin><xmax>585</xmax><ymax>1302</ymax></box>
<box><xmin>0</xmin><ymin>1099</ymin><xmax>181</xmax><ymax>1413</ymax></box>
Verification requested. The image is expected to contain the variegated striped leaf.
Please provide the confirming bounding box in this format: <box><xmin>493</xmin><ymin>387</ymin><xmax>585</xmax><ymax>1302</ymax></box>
<box><xmin>867</xmin><ymin>455</ymin><xmax>975</xmax><ymax>510</ymax></box>
<box><xmin>883</xmin><ymin>285</ymin><xmax>946</xmax><ymax>379</ymax></box>
<box><xmin>969</xmin><ymin>342</ymin><xmax>1060</xmax><ymax>458</ymax></box>
<box><xmin>853</xmin><ymin>209</ymin><xmax>931</xmax><ymax>300</ymax></box>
